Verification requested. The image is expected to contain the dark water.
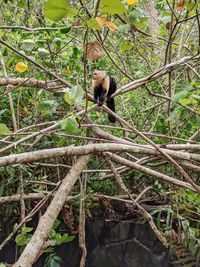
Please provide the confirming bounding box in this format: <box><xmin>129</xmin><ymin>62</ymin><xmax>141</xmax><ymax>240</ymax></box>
<box><xmin>0</xmin><ymin>220</ymin><xmax>171</xmax><ymax>267</ymax></box>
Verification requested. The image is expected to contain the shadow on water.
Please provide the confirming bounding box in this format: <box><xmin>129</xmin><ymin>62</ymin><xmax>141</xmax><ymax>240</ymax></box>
<box><xmin>0</xmin><ymin>220</ymin><xmax>171</xmax><ymax>267</ymax></box>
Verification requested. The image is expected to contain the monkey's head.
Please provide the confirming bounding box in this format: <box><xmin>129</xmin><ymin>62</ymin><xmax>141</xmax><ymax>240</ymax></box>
<box><xmin>92</xmin><ymin>70</ymin><xmax>106</xmax><ymax>80</ymax></box>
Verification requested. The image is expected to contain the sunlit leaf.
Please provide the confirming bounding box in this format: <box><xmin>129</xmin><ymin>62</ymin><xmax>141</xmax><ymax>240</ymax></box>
<box><xmin>179</xmin><ymin>98</ymin><xmax>192</xmax><ymax>106</ymax></box>
<box><xmin>96</xmin><ymin>111</ymin><xmax>100</xmax><ymax>117</ymax></box>
<box><xmin>96</xmin><ymin>17</ymin><xmax>117</xmax><ymax>31</ymax></box>
<box><xmin>64</xmin><ymin>85</ymin><xmax>84</xmax><ymax>105</ymax></box>
<box><xmin>60</xmin><ymin>117</ymin><xmax>80</xmax><ymax>134</ymax></box>
<box><xmin>126</xmin><ymin>0</ymin><xmax>139</xmax><ymax>5</ymax></box>
<box><xmin>119</xmin><ymin>41</ymin><xmax>133</xmax><ymax>52</ymax></box>
<box><xmin>99</xmin><ymin>0</ymin><xmax>126</xmax><ymax>15</ymax></box>
<box><xmin>87</xmin><ymin>18</ymin><xmax>101</xmax><ymax>30</ymax></box>
<box><xmin>69</xmin><ymin>85</ymin><xmax>84</xmax><ymax>100</ymax></box>
<box><xmin>64</xmin><ymin>92</ymin><xmax>74</xmax><ymax>105</ymax></box>
<box><xmin>15</xmin><ymin>62</ymin><xmax>28</xmax><ymax>73</ymax></box>
<box><xmin>44</xmin><ymin>0</ymin><xmax>76</xmax><ymax>21</ymax></box>
<box><xmin>0</xmin><ymin>123</ymin><xmax>11</xmax><ymax>135</ymax></box>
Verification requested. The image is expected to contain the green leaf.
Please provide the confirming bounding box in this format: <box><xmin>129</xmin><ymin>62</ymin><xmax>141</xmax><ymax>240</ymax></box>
<box><xmin>37</xmin><ymin>100</ymin><xmax>56</xmax><ymax>115</ymax></box>
<box><xmin>15</xmin><ymin>234</ymin><xmax>27</xmax><ymax>246</ymax></box>
<box><xmin>99</xmin><ymin>0</ymin><xmax>126</xmax><ymax>15</ymax></box>
<box><xmin>0</xmin><ymin>263</ymin><xmax>6</xmax><ymax>267</ymax></box>
<box><xmin>64</xmin><ymin>92</ymin><xmax>74</xmax><ymax>105</ymax></box>
<box><xmin>60</xmin><ymin>117</ymin><xmax>80</xmax><ymax>135</ymax></box>
<box><xmin>0</xmin><ymin>123</ymin><xmax>11</xmax><ymax>135</ymax></box>
<box><xmin>179</xmin><ymin>98</ymin><xmax>192</xmax><ymax>106</ymax></box>
<box><xmin>53</xmin><ymin>37</ymin><xmax>62</xmax><ymax>45</ymax></box>
<box><xmin>44</xmin><ymin>0</ymin><xmax>77</xmax><ymax>21</ymax></box>
<box><xmin>61</xmin><ymin>234</ymin><xmax>75</xmax><ymax>243</ymax></box>
<box><xmin>119</xmin><ymin>41</ymin><xmax>133</xmax><ymax>52</ymax></box>
<box><xmin>21</xmin><ymin>39</ymin><xmax>35</xmax><ymax>52</ymax></box>
<box><xmin>64</xmin><ymin>85</ymin><xmax>84</xmax><ymax>105</ymax></box>
<box><xmin>49</xmin><ymin>259</ymin><xmax>60</xmax><ymax>267</ymax></box>
<box><xmin>21</xmin><ymin>227</ymin><xmax>33</xmax><ymax>234</ymax></box>
<box><xmin>56</xmin><ymin>233</ymin><xmax>75</xmax><ymax>245</ymax></box>
<box><xmin>172</xmin><ymin>91</ymin><xmax>190</xmax><ymax>102</ymax></box>
<box><xmin>69</xmin><ymin>85</ymin><xmax>84</xmax><ymax>101</ymax></box>
<box><xmin>87</xmin><ymin>18</ymin><xmax>101</xmax><ymax>30</ymax></box>
<box><xmin>192</xmin><ymin>94</ymin><xmax>200</xmax><ymax>100</ymax></box>
<box><xmin>37</xmin><ymin>48</ymin><xmax>50</xmax><ymax>58</ymax></box>
<box><xmin>52</xmin><ymin>219</ymin><xmax>60</xmax><ymax>230</ymax></box>
<box><xmin>60</xmin><ymin>27</ymin><xmax>72</xmax><ymax>33</ymax></box>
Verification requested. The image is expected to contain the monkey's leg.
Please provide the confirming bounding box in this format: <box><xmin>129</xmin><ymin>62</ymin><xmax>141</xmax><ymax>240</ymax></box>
<box><xmin>107</xmin><ymin>98</ymin><xmax>116</xmax><ymax>123</ymax></box>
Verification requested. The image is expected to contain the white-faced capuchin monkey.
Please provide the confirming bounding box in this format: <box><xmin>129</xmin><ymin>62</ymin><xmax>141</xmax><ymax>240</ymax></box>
<box><xmin>92</xmin><ymin>70</ymin><xmax>117</xmax><ymax>123</ymax></box>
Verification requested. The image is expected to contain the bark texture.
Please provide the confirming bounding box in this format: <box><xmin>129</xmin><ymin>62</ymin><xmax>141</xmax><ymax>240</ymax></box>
<box><xmin>13</xmin><ymin>154</ymin><xmax>91</xmax><ymax>267</ymax></box>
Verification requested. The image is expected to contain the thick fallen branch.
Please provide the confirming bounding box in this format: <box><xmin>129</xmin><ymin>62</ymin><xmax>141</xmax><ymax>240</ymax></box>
<box><xmin>0</xmin><ymin>143</ymin><xmax>200</xmax><ymax>167</ymax></box>
<box><xmin>113</xmin><ymin>54</ymin><xmax>200</xmax><ymax>96</ymax></box>
<box><xmin>107</xmin><ymin>153</ymin><xmax>198</xmax><ymax>192</ymax></box>
<box><xmin>13</xmin><ymin>154</ymin><xmax>91</xmax><ymax>267</ymax></box>
<box><xmin>0</xmin><ymin>193</ymin><xmax>76</xmax><ymax>204</ymax></box>
<box><xmin>0</xmin><ymin>193</ymin><xmax>45</xmax><ymax>204</ymax></box>
<box><xmin>0</xmin><ymin>55</ymin><xmax>199</xmax><ymax>98</ymax></box>
<box><xmin>102</xmin><ymin>105</ymin><xmax>200</xmax><ymax>194</ymax></box>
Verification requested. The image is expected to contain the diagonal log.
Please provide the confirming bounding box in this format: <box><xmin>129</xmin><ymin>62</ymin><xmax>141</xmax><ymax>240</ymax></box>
<box><xmin>13</xmin><ymin>154</ymin><xmax>91</xmax><ymax>267</ymax></box>
<box><xmin>107</xmin><ymin>153</ymin><xmax>197</xmax><ymax>192</ymax></box>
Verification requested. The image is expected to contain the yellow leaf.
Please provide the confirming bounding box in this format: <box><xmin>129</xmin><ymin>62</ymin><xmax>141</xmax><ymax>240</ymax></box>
<box><xmin>15</xmin><ymin>62</ymin><xmax>28</xmax><ymax>73</ymax></box>
<box><xmin>126</xmin><ymin>0</ymin><xmax>139</xmax><ymax>5</ymax></box>
<box><xmin>96</xmin><ymin>17</ymin><xmax>117</xmax><ymax>32</ymax></box>
<box><xmin>96</xmin><ymin>111</ymin><xmax>100</xmax><ymax>117</ymax></box>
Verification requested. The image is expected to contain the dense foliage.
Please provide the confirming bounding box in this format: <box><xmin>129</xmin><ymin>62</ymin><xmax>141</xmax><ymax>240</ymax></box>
<box><xmin>0</xmin><ymin>0</ymin><xmax>199</xmax><ymax>266</ymax></box>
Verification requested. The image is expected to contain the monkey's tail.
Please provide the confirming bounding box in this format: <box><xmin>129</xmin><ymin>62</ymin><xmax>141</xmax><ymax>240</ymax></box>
<box><xmin>107</xmin><ymin>98</ymin><xmax>116</xmax><ymax>123</ymax></box>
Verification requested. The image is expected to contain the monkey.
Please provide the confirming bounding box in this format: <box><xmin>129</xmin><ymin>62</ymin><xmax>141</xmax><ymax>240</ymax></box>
<box><xmin>92</xmin><ymin>70</ymin><xmax>117</xmax><ymax>123</ymax></box>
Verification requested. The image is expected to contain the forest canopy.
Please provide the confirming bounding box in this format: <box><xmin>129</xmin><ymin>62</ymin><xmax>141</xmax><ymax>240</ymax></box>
<box><xmin>0</xmin><ymin>0</ymin><xmax>200</xmax><ymax>266</ymax></box>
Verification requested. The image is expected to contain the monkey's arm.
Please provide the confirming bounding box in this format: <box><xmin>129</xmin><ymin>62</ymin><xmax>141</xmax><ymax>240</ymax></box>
<box><xmin>98</xmin><ymin>89</ymin><xmax>108</xmax><ymax>106</ymax></box>
<box><xmin>98</xmin><ymin>76</ymin><xmax>110</xmax><ymax>105</ymax></box>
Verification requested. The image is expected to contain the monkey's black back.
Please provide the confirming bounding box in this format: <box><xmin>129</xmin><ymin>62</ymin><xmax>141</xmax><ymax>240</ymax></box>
<box><xmin>108</xmin><ymin>76</ymin><xmax>117</xmax><ymax>96</ymax></box>
<box><xmin>107</xmin><ymin>76</ymin><xmax>117</xmax><ymax>123</ymax></box>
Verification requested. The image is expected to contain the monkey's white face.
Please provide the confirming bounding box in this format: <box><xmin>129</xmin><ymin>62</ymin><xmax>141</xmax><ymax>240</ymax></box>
<box><xmin>92</xmin><ymin>70</ymin><xmax>106</xmax><ymax>80</ymax></box>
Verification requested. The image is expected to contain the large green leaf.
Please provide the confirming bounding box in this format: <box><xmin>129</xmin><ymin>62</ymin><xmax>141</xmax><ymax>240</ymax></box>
<box><xmin>0</xmin><ymin>123</ymin><xmax>10</xmax><ymax>135</ymax></box>
<box><xmin>87</xmin><ymin>18</ymin><xmax>101</xmax><ymax>30</ymax></box>
<box><xmin>15</xmin><ymin>234</ymin><xmax>27</xmax><ymax>246</ymax></box>
<box><xmin>119</xmin><ymin>41</ymin><xmax>133</xmax><ymax>52</ymax></box>
<box><xmin>60</xmin><ymin>117</ymin><xmax>80</xmax><ymax>135</ymax></box>
<box><xmin>99</xmin><ymin>0</ymin><xmax>126</xmax><ymax>15</ymax></box>
<box><xmin>37</xmin><ymin>48</ymin><xmax>50</xmax><ymax>58</ymax></box>
<box><xmin>21</xmin><ymin>39</ymin><xmax>35</xmax><ymax>52</ymax></box>
<box><xmin>64</xmin><ymin>85</ymin><xmax>84</xmax><ymax>105</ymax></box>
<box><xmin>44</xmin><ymin>0</ymin><xmax>77</xmax><ymax>21</ymax></box>
<box><xmin>37</xmin><ymin>100</ymin><xmax>56</xmax><ymax>115</ymax></box>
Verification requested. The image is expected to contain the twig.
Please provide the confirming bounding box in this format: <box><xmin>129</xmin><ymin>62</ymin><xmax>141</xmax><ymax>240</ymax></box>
<box><xmin>105</xmin><ymin>156</ymin><xmax>168</xmax><ymax>247</ymax></box>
